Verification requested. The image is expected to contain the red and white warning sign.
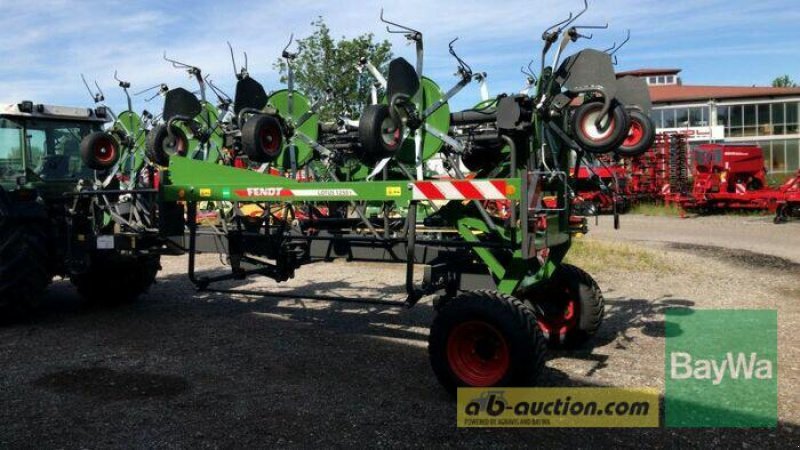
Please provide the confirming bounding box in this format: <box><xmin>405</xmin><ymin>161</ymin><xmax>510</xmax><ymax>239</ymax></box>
<box><xmin>412</xmin><ymin>180</ymin><xmax>508</xmax><ymax>201</ymax></box>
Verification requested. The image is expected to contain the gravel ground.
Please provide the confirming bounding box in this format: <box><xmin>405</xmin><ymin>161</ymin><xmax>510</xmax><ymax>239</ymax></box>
<box><xmin>1</xmin><ymin>214</ymin><xmax>798</xmax><ymax>448</ymax></box>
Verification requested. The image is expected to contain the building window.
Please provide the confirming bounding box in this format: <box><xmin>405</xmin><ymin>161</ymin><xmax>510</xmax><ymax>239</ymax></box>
<box><xmin>717</xmin><ymin>106</ymin><xmax>729</xmax><ymax>129</ymax></box>
<box><xmin>648</xmin><ymin>76</ymin><xmax>657</xmax><ymax>85</ymax></box>
<box><xmin>676</xmin><ymin>108</ymin><xmax>689</xmax><ymax>127</ymax></box>
<box><xmin>771</xmin><ymin>141</ymin><xmax>787</xmax><ymax>172</ymax></box>
<box><xmin>664</xmin><ymin>109</ymin><xmax>678</xmax><ymax>128</ymax></box>
<box><xmin>787</xmin><ymin>102</ymin><xmax>799</xmax><ymax>135</ymax></box>
<box><xmin>742</xmin><ymin>104</ymin><xmax>757</xmax><ymax>136</ymax></box>
<box><xmin>658</xmin><ymin>76</ymin><xmax>666</xmax><ymax>84</ymax></box>
<box><xmin>787</xmin><ymin>140</ymin><xmax>799</xmax><ymax>172</ymax></box>
<box><xmin>757</xmin><ymin>104</ymin><xmax>772</xmax><ymax>136</ymax></box>
<box><xmin>689</xmin><ymin>107</ymin><xmax>707</xmax><ymax>127</ymax></box>
<box><xmin>772</xmin><ymin>103</ymin><xmax>785</xmax><ymax>135</ymax></box>
<box><xmin>650</xmin><ymin>110</ymin><xmax>664</xmax><ymax>128</ymax></box>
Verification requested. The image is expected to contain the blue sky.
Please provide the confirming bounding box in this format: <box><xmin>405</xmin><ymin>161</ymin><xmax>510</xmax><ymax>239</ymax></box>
<box><xmin>1</xmin><ymin>0</ymin><xmax>798</xmax><ymax>114</ymax></box>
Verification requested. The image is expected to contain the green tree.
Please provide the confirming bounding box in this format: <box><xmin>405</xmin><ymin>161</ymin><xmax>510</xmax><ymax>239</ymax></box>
<box><xmin>772</xmin><ymin>75</ymin><xmax>797</xmax><ymax>88</ymax></box>
<box><xmin>274</xmin><ymin>18</ymin><xmax>393</xmax><ymax>122</ymax></box>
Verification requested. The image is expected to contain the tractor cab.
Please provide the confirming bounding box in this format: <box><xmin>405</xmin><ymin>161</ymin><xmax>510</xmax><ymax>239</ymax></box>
<box><xmin>0</xmin><ymin>102</ymin><xmax>108</xmax><ymax>191</ymax></box>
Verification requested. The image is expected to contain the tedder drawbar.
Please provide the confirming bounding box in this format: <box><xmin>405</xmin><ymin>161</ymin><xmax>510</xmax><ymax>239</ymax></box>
<box><xmin>1</xmin><ymin>2</ymin><xmax>655</xmax><ymax>393</ymax></box>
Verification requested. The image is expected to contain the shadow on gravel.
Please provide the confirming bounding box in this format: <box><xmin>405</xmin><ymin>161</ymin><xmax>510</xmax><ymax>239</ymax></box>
<box><xmin>668</xmin><ymin>242</ymin><xmax>800</xmax><ymax>273</ymax></box>
<box><xmin>33</xmin><ymin>368</ymin><xmax>190</xmax><ymax>400</ymax></box>
<box><xmin>2</xmin><ymin>271</ymin><xmax>799</xmax><ymax>447</ymax></box>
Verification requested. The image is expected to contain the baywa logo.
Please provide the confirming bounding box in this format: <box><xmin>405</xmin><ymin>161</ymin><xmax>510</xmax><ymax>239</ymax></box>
<box><xmin>464</xmin><ymin>390</ymin><xmax>650</xmax><ymax>418</ymax></box>
<box><xmin>670</xmin><ymin>352</ymin><xmax>774</xmax><ymax>385</ymax></box>
<box><xmin>664</xmin><ymin>309</ymin><xmax>778</xmax><ymax>428</ymax></box>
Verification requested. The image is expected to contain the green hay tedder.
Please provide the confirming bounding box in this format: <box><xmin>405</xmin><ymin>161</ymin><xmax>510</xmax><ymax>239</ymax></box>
<box><xmin>0</xmin><ymin>1</ymin><xmax>656</xmax><ymax>393</ymax></box>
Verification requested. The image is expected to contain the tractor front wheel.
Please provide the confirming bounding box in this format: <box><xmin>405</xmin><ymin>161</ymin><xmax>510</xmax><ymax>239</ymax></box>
<box><xmin>0</xmin><ymin>213</ymin><xmax>50</xmax><ymax>312</ymax></box>
<box><xmin>523</xmin><ymin>264</ymin><xmax>604</xmax><ymax>348</ymax></box>
<box><xmin>429</xmin><ymin>290</ymin><xmax>546</xmax><ymax>394</ymax></box>
<box><xmin>71</xmin><ymin>253</ymin><xmax>161</xmax><ymax>305</ymax></box>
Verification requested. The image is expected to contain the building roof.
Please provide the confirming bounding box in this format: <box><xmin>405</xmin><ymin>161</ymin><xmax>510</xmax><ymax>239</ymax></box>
<box><xmin>617</xmin><ymin>68</ymin><xmax>682</xmax><ymax>77</ymax></box>
<box><xmin>650</xmin><ymin>85</ymin><xmax>800</xmax><ymax>103</ymax></box>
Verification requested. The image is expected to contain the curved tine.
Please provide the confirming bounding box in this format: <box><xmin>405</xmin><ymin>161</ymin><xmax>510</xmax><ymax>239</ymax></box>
<box><xmin>448</xmin><ymin>38</ymin><xmax>472</xmax><ymax>74</ymax></box>
<box><xmin>543</xmin><ymin>12</ymin><xmax>573</xmax><ymax>35</ymax></box>
<box><xmin>206</xmin><ymin>76</ymin><xmax>231</xmax><ymax>102</ymax></box>
<box><xmin>134</xmin><ymin>83</ymin><xmax>163</xmax><ymax>96</ymax></box>
<box><xmin>527</xmin><ymin>59</ymin><xmax>536</xmax><ymax>75</ymax></box>
<box><xmin>380</xmin><ymin>8</ymin><xmax>420</xmax><ymax>34</ymax></box>
<box><xmin>610</xmin><ymin>29</ymin><xmax>631</xmax><ymax>56</ymax></box>
<box><xmin>227</xmin><ymin>41</ymin><xmax>238</xmax><ymax>77</ymax></box>
<box><xmin>114</xmin><ymin>70</ymin><xmax>122</xmax><ymax>83</ymax></box>
<box><xmin>603</xmin><ymin>41</ymin><xmax>617</xmax><ymax>53</ymax></box>
<box><xmin>80</xmin><ymin>74</ymin><xmax>95</xmax><ymax>100</ymax></box>
<box><xmin>94</xmin><ymin>80</ymin><xmax>105</xmax><ymax>99</ymax></box>
<box><xmin>163</xmin><ymin>51</ymin><xmax>191</xmax><ymax>69</ymax></box>
<box><xmin>282</xmin><ymin>33</ymin><xmax>295</xmax><ymax>56</ymax></box>
<box><xmin>244</xmin><ymin>51</ymin><xmax>248</xmax><ymax>71</ymax></box>
<box><xmin>560</xmin><ymin>0</ymin><xmax>589</xmax><ymax>32</ymax></box>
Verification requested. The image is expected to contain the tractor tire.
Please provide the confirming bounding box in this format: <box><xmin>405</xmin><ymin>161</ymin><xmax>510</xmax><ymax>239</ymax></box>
<box><xmin>241</xmin><ymin>114</ymin><xmax>284</xmax><ymax>163</ymax></box>
<box><xmin>0</xmin><ymin>213</ymin><xmax>50</xmax><ymax>312</ymax></box>
<box><xmin>71</xmin><ymin>253</ymin><xmax>161</xmax><ymax>305</ymax></box>
<box><xmin>615</xmin><ymin>110</ymin><xmax>656</xmax><ymax>158</ymax></box>
<box><xmin>523</xmin><ymin>264</ymin><xmax>604</xmax><ymax>349</ymax></box>
<box><xmin>80</xmin><ymin>131</ymin><xmax>121</xmax><ymax>170</ymax></box>
<box><xmin>358</xmin><ymin>104</ymin><xmax>402</xmax><ymax>161</ymax></box>
<box><xmin>145</xmin><ymin>124</ymin><xmax>188</xmax><ymax>166</ymax></box>
<box><xmin>429</xmin><ymin>290</ymin><xmax>547</xmax><ymax>394</ymax></box>
<box><xmin>571</xmin><ymin>100</ymin><xmax>630</xmax><ymax>155</ymax></box>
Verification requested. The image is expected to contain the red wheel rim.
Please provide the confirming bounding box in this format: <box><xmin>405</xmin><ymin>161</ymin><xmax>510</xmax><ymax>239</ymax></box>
<box><xmin>93</xmin><ymin>137</ymin><xmax>117</xmax><ymax>163</ymax></box>
<box><xmin>536</xmin><ymin>292</ymin><xmax>578</xmax><ymax>342</ymax></box>
<box><xmin>381</xmin><ymin>117</ymin><xmax>401</xmax><ymax>150</ymax></box>
<box><xmin>580</xmin><ymin>106</ymin><xmax>616</xmax><ymax>143</ymax></box>
<box><xmin>446</xmin><ymin>321</ymin><xmax>510</xmax><ymax>386</ymax></box>
<box><xmin>622</xmin><ymin>118</ymin><xmax>644</xmax><ymax>147</ymax></box>
<box><xmin>259</xmin><ymin>124</ymin><xmax>282</xmax><ymax>157</ymax></box>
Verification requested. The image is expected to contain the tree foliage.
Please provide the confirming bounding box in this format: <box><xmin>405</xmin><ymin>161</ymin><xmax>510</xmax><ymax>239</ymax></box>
<box><xmin>274</xmin><ymin>18</ymin><xmax>393</xmax><ymax>122</ymax></box>
<box><xmin>772</xmin><ymin>75</ymin><xmax>797</xmax><ymax>88</ymax></box>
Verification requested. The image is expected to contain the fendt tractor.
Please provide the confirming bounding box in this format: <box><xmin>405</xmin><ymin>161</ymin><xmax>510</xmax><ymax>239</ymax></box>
<box><xmin>0</xmin><ymin>102</ymin><xmax>163</xmax><ymax>309</ymax></box>
<box><xmin>0</xmin><ymin>2</ymin><xmax>656</xmax><ymax>393</ymax></box>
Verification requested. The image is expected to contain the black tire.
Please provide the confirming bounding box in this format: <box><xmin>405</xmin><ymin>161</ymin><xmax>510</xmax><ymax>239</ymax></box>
<box><xmin>71</xmin><ymin>253</ymin><xmax>161</xmax><ymax>305</ymax></box>
<box><xmin>522</xmin><ymin>264</ymin><xmax>604</xmax><ymax>348</ymax></box>
<box><xmin>774</xmin><ymin>205</ymin><xmax>788</xmax><ymax>224</ymax></box>
<box><xmin>145</xmin><ymin>124</ymin><xmax>188</xmax><ymax>166</ymax></box>
<box><xmin>615</xmin><ymin>110</ymin><xmax>656</xmax><ymax>158</ymax></box>
<box><xmin>571</xmin><ymin>100</ymin><xmax>631</xmax><ymax>154</ymax></box>
<box><xmin>429</xmin><ymin>290</ymin><xmax>547</xmax><ymax>394</ymax></box>
<box><xmin>0</xmin><ymin>206</ymin><xmax>50</xmax><ymax>312</ymax></box>
<box><xmin>241</xmin><ymin>114</ymin><xmax>284</xmax><ymax>163</ymax></box>
<box><xmin>80</xmin><ymin>131</ymin><xmax>121</xmax><ymax>170</ymax></box>
<box><xmin>358</xmin><ymin>104</ymin><xmax>403</xmax><ymax>160</ymax></box>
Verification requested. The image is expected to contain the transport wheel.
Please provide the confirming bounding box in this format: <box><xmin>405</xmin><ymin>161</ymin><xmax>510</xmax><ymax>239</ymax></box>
<box><xmin>241</xmin><ymin>114</ymin><xmax>284</xmax><ymax>163</ymax></box>
<box><xmin>615</xmin><ymin>110</ymin><xmax>656</xmax><ymax>158</ymax></box>
<box><xmin>774</xmin><ymin>205</ymin><xmax>788</xmax><ymax>224</ymax></box>
<box><xmin>71</xmin><ymin>253</ymin><xmax>161</xmax><ymax>305</ymax></box>
<box><xmin>145</xmin><ymin>124</ymin><xmax>188</xmax><ymax>166</ymax></box>
<box><xmin>80</xmin><ymin>131</ymin><xmax>121</xmax><ymax>170</ymax></box>
<box><xmin>359</xmin><ymin>104</ymin><xmax>402</xmax><ymax>160</ymax></box>
<box><xmin>429</xmin><ymin>290</ymin><xmax>546</xmax><ymax>393</ymax></box>
<box><xmin>523</xmin><ymin>264</ymin><xmax>604</xmax><ymax>348</ymax></box>
<box><xmin>571</xmin><ymin>100</ymin><xmax>630</xmax><ymax>154</ymax></box>
<box><xmin>0</xmin><ymin>203</ymin><xmax>49</xmax><ymax>312</ymax></box>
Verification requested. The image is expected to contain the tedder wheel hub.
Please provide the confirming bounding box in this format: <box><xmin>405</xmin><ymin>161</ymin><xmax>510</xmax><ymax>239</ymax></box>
<box><xmin>623</xmin><ymin>119</ymin><xmax>644</xmax><ymax>147</ymax></box>
<box><xmin>522</xmin><ymin>264</ymin><xmax>605</xmax><ymax>349</ymax></box>
<box><xmin>446</xmin><ymin>321</ymin><xmax>511</xmax><ymax>386</ymax></box>
<box><xmin>80</xmin><ymin>131</ymin><xmax>122</xmax><ymax>170</ymax></box>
